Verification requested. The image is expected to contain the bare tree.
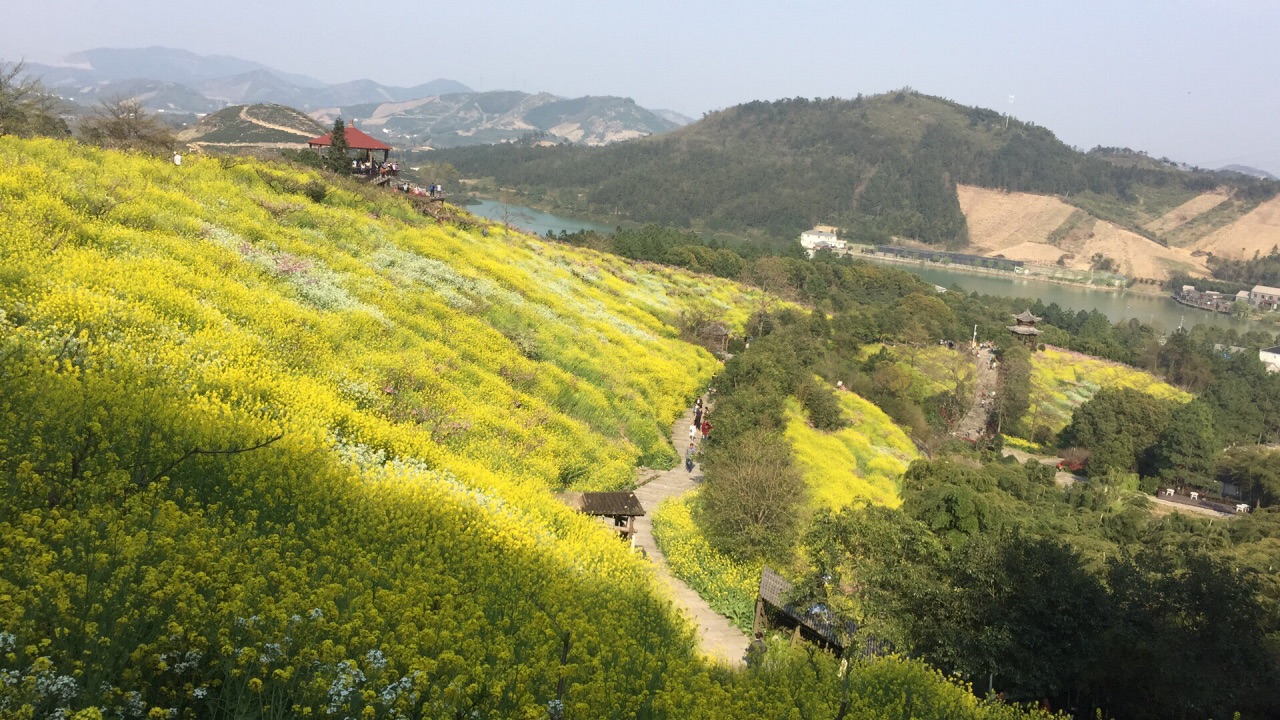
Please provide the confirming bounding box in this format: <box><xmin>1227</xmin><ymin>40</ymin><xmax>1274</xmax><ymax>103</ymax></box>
<box><xmin>78</xmin><ymin>97</ymin><xmax>175</xmax><ymax>155</ymax></box>
<box><xmin>0</xmin><ymin>60</ymin><xmax>70</xmax><ymax>138</ymax></box>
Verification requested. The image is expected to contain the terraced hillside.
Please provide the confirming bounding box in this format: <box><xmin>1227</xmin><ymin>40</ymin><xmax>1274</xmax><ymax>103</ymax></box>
<box><xmin>957</xmin><ymin>178</ymin><xmax>1280</xmax><ymax>278</ymax></box>
<box><xmin>0</xmin><ymin>138</ymin><xmax>1053</xmax><ymax>718</ymax></box>
<box><xmin>959</xmin><ymin>185</ymin><xmax>1210</xmax><ymax>281</ymax></box>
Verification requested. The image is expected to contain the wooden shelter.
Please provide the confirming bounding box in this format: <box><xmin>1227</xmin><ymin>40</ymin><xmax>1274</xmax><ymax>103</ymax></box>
<box><xmin>306</xmin><ymin>125</ymin><xmax>393</xmax><ymax>163</ymax></box>
<box><xmin>1006</xmin><ymin>309</ymin><xmax>1043</xmax><ymax>344</ymax></box>
<box><xmin>754</xmin><ymin>567</ymin><xmax>849</xmax><ymax>653</ymax></box>
<box><xmin>696</xmin><ymin>323</ymin><xmax>730</xmax><ymax>355</ymax></box>
<box><xmin>555</xmin><ymin>491</ymin><xmax>645</xmax><ymax>540</ymax></box>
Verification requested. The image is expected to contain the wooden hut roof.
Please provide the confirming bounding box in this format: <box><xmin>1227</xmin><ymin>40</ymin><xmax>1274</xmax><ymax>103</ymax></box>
<box><xmin>758</xmin><ymin>567</ymin><xmax>847</xmax><ymax>648</ymax></box>
<box><xmin>1006</xmin><ymin>325</ymin><xmax>1043</xmax><ymax>335</ymax></box>
<box><xmin>1012</xmin><ymin>309</ymin><xmax>1042</xmax><ymax>323</ymax></box>
<box><xmin>306</xmin><ymin>126</ymin><xmax>393</xmax><ymax>151</ymax></box>
<box><xmin>556</xmin><ymin>491</ymin><xmax>645</xmax><ymax>517</ymax></box>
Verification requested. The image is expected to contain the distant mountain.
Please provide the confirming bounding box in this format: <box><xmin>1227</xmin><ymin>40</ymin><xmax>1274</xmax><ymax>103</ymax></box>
<box><xmin>1221</xmin><ymin>164</ymin><xmax>1279</xmax><ymax>181</ymax></box>
<box><xmin>311</xmin><ymin>92</ymin><xmax>680</xmax><ymax>148</ymax></box>
<box><xmin>19</xmin><ymin>46</ymin><xmax>472</xmax><ymax>114</ymax></box>
<box><xmin>177</xmin><ymin>104</ymin><xmax>326</xmax><ymax>147</ymax></box>
<box><xmin>41</xmin><ymin>77</ymin><xmax>222</xmax><ymax>114</ymax></box>
<box><xmin>15</xmin><ymin>46</ymin><xmax>684</xmax><ymax>147</ymax></box>
<box><xmin>53</xmin><ymin>46</ymin><xmax>326</xmax><ymax>88</ymax></box>
<box><xmin>651</xmin><ymin>109</ymin><xmax>695</xmax><ymax>127</ymax></box>
<box><xmin>306</xmin><ymin>79</ymin><xmax>472</xmax><ymax>108</ymax></box>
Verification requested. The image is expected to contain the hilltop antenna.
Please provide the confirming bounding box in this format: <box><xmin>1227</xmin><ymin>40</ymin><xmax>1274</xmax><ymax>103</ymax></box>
<box><xmin>1005</xmin><ymin>95</ymin><xmax>1014</xmax><ymax>129</ymax></box>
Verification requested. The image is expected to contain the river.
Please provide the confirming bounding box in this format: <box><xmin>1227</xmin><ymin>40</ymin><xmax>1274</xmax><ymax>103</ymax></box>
<box><xmin>896</xmin><ymin>264</ymin><xmax>1268</xmax><ymax>332</ymax></box>
<box><xmin>465</xmin><ymin>201</ymin><xmax>1271</xmax><ymax>333</ymax></box>
<box><xmin>467</xmin><ymin>199</ymin><xmax>616</xmax><ymax>237</ymax></box>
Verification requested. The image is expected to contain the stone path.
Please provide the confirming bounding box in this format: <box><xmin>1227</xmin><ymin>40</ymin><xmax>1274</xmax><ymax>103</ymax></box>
<box><xmin>955</xmin><ymin>346</ymin><xmax>998</xmax><ymax>440</ymax></box>
<box><xmin>632</xmin><ymin>401</ymin><xmax>750</xmax><ymax>667</ymax></box>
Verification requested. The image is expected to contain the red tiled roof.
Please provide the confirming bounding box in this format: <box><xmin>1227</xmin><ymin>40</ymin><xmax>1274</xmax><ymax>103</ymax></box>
<box><xmin>306</xmin><ymin>126</ymin><xmax>392</xmax><ymax>151</ymax></box>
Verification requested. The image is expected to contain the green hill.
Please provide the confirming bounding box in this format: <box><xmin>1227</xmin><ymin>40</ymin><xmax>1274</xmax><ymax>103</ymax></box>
<box><xmin>177</xmin><ymin>103</ymin><xmax>326</xmax><ymax>146</ymax></box>
<box><xmin>435</xmin><ymin>90</ymin><xmax>1279</xmax><ymax>247</ymax></box>
<box><xmin>0</xmin><ymin>137</ymin><xmax>1047</xmax><ymax>718</ymax></box>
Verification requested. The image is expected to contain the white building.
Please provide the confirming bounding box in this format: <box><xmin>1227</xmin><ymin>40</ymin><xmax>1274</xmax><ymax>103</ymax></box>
<box><xmin>1262</xmin><ymin>346</ymin><xmax>1280</xmax><ymax>373</ymax></box>
<box><xmin>799</xmin><ymin>227</ymin><xmax>846</xmax><ymax>257</ymax></box>
<box><xmin>1249</xmin><ymin>284</ymin><xmax>1280</xmax><ymax>311</ymax></box>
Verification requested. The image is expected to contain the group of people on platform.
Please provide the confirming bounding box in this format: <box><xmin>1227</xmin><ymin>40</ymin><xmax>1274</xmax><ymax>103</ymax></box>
<box><xmin>685</xmin><ymin>397</ymin><xmax>712</xmax><ymax>473</ymax></box>
<box><xmin>391</xmin><ymin>180</ymin><xmax>446</xmax><ymax>199</ymax></box>
<box><xmin>351</xmin><ymin>159</ymin><xmax>399</xmax><ymax>176</ymax></box>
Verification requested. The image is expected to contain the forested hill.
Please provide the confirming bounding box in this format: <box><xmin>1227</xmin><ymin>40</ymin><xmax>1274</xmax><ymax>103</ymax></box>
<box><xmin>436</xmin><ymin>90</ymin><xmax>1279</xmax><ymax>246</ymax></box>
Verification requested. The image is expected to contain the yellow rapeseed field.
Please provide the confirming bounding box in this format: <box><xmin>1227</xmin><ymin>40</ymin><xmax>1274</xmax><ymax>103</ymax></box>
<box><xmin>784</xmin><ymin>393</ymin><xmax>917</xmax><ymax>510</ymax></box>
<box><xmin>1026</xmin><ymin>346</ymin><xmax>1192</xmax><ymax>435</ymax></box>
<box><xmin>0</xmin><ymin>138</ymin><xmax>1058</xmax><ymax>719</ymax></box>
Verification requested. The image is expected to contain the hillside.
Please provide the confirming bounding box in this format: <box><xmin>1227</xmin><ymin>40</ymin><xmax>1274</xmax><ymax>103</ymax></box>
<box><xmin>957</xmin><ymin>184</ymin><xmax>1209</xmax><ymax>280</ymax></box>
<box><xmin>0</xmin><ymin>137</ymin><xmax>1057</xmax><ymax>718</ymax></box>
<box><xmin>1024</xmin><ymin>346</ymin><xmax>1193</xmax><ymax>439</ymax></box>
<box><xmin>310</xmin><ymin>92</ymin><xmax>680</xmax><ymax>149</ymax></box>
<box><xmin>435</xmin><ymin>91</ymin><xmax>1280</xmax><ymax>262</ymax></box>
<box><xmin>177</xmin><ymin>103</ymin><xmax>327</xmax><ymax>148</ymax></box>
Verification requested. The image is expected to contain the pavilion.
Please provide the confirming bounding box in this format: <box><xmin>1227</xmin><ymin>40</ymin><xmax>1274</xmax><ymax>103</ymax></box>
<box><xmin>1007</xmin><ymin>309</ymin><xmax>1043</xmax><ymax>344</ymax></box>
<box><xmin>306</xmin><ymin>125</ymin><xmax>393</xmax><ymax>164</ymax></box>
<box><xmin>554</xmin><ymin>491</ymin><xmax>645</xmax><ymax>541</ymax></box>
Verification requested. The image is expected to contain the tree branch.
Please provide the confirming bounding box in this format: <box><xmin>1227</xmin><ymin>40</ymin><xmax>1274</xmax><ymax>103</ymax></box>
<box><xmin>142</xmin><ymin>432</ymin><xmax>284</xmax><ymax>488</ymax></box>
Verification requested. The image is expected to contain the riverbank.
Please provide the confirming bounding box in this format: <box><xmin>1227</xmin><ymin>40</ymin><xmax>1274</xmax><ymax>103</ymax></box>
<box><xmin>856</xmin><ymin>252</ymin><xmax>1129</xmax><ymax>293</ymax></box>
<box><xmin>454</xmin><ymin>197</ymin><xmax>1275</xmax><ymax>332</ymax></box>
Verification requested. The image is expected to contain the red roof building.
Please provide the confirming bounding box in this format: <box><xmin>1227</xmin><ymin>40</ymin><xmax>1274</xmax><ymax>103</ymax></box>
<box><xmin>307</xmin><ymin>125</ymin><xmax>392</xmax><ymax>161</ymax></box>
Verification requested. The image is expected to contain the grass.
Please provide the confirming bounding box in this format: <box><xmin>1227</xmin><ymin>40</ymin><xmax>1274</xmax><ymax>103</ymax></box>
<box><xmin>1162</xmin><ymin>196</ymin><xmax>1267</xmax><ymax>247</ymax></box>
<box><xmin>1047</xmin><ymin>209</ymin><xmax>1092</xmax><ymax>245</ymax></box>
<box><xmin>857</xmin><ymin>343</ymin><xmax>971</xmax><ymax>402</ymax></box>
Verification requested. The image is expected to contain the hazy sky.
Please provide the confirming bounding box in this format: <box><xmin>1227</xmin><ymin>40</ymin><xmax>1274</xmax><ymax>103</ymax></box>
<box><xmin>8</xmin><ymin>0</ymin><xmax>1280</xmax><ymax>174</ymax></box>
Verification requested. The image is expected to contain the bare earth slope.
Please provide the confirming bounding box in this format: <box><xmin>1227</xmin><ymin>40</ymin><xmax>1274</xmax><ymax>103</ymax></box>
<box><xmin>1194</xmin><ymin>195</ymin><xmax>1280</xmax><ymax>260</ymax></box>
<box><xmin>1145</xmin><ymin>191</ymin><xmax>1230</xmax><ymax>235</ymax></box>
<box><xmin>958</xmin><ymin>184</ymin><xmax>1208</xmax><ymax>281</ymax></box>
<box><xmin>958</xmin><ymin>185</ymin><xmax>1077</xmax><ymax>251</ymax></box>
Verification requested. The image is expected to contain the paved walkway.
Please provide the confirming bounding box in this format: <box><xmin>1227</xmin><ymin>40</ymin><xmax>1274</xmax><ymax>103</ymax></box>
<box><xmin>632</xmin><ymin>401</ymin><xmax>750</xmax><ymax>667</ymax></box>
<box><xmin>955</xmin><ymin>346</ymin><xmax>998</xmax><ymax>440</ymax></box>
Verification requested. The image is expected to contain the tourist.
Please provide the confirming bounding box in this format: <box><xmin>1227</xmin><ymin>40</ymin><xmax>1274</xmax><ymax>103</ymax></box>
<box><xmin>745</xmin><ymin>631</ymin><xmax>767</xmax><ymax>667</ymax></box>
<box><xmin>701</xmin><ymin>420</ymin><xmax>711</xmax><ymax>440</ymax></box>
<box><xmin>172</xmin><ymin>152</ymin><xmax>182</xmax><ymax>166</ymax></box>
<box><xmin>689</xmin><ymin>423</ymin><xmax>697</xmax><ymax>441</ymax></box>
<box><xmin>694</xmin><ymin>407</ymin><xmax>703</xmax><ymax>428</ymax></box>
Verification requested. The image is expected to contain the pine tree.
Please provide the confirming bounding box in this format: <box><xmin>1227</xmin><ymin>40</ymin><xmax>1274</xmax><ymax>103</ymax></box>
<box><xmin>326</xmin><ymin>118</ymin><xmax>351</xmax><ymax>174</ymax></box>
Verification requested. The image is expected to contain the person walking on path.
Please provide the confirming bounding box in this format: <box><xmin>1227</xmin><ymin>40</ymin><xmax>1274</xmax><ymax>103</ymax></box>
<box><xmin>701</xmin><ymin>420</ymin><xmax>712</xmax><ymax>441</ymax></box>
<box><xmin>694</xmin><ymin>407</ymin><xmax>703</xmax><ymax>428</ymax></box>
<box><xmin>745</xmin><ymin>631</ymin><xmax>767</xmax><ymax>667</ymax></box>
<box><xmin>685</xmin><ymin>441</ymin><xmax>696</xmax><ymax>473</ymax></box>
<box><xmin>689</xmin><ymin>423</ymin><xmax>698</xmax><ymax>441</ymax></box>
